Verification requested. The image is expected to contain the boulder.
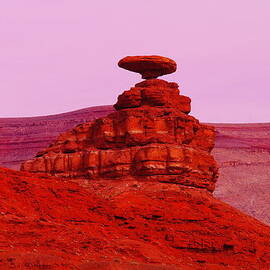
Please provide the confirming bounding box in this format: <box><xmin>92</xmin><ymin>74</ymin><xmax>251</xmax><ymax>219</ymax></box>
<box><xmin>118</xmin><ymin>55</ymin><xmax>177</xmax><ymax>79</ymax></box>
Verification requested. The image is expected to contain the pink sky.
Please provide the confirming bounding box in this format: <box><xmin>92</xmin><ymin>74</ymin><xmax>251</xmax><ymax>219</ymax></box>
<box><xmin>1</xmin><ymin>0</ymin><xmax>269</xmax><ymax>122</ymax></box>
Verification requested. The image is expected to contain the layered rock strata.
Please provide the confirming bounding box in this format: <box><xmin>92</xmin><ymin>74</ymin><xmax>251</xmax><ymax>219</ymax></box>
<box><xmin>21</xmin><ymin>56</ymin><xmax>218</xmax><ymax>192</ymax></box>
<box><xmin>0</xmin><ymin>106</ymin><xmax>114</xmax><ymax>169</ymax></box>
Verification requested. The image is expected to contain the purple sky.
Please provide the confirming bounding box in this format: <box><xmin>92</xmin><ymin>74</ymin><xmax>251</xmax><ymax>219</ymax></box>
<box><xmin>1</xmin><ymin>0</ymin><xmax>269</xmax><ymax>122</ymax></box>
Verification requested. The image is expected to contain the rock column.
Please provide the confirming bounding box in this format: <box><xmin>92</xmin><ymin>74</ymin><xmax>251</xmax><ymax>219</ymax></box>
<box><xmin>21</xmin><ymin>56</ymin><xmax>218</xmax><ymax>192</ymax></box>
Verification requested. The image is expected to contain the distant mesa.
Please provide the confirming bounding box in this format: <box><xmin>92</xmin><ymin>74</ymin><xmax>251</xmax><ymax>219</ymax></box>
<box><xmin>118</xmin><ymin>55</ymin><xmax>177</xmax><ymax>79</ymax></box>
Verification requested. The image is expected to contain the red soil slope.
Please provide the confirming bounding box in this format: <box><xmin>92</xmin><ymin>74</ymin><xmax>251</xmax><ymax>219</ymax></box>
<box><xmin>1</xmin><ymin>167</ymin><xmax>270</xmax><ymax>270</ymax></box>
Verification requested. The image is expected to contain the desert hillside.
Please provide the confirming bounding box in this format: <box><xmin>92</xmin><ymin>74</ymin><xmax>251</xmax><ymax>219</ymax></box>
<box><xmin>1</xmin><ymin>166</ymin><xmax>270</xmax><ymax>269</ymax></box>
<box><xmin>213</xmin><ymin>123</ymin><xmax>270</xmax><ymax>225</ymax></box>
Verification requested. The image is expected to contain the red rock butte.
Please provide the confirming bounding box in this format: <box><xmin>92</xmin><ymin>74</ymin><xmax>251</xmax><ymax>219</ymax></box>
<box><xmin>21</xmin><ymin>55</ymin><xmax>218</xmax><ymax>192</ymax></box>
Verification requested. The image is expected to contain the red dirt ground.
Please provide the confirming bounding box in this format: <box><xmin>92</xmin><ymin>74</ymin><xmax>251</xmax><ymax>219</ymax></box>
<box><xmin>0</xmin><ymin>167</ymin><xmax>270</xmax><ymax>269</ymax></box>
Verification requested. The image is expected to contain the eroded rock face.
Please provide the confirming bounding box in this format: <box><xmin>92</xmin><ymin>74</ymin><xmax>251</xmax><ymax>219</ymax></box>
<box><xmin>21</xmin><ymin>58</ymin><xmax>218</xmax><ymax>192</ymax></box>
<box><xmin>0</xmin><ymin>106</ymin><xmax>114</xmax><ymax>170</ymax></box>
<box><xmin>114</xmin><ymin>79</ymin><xmax>191</xmax><ymax>113</ymax></box>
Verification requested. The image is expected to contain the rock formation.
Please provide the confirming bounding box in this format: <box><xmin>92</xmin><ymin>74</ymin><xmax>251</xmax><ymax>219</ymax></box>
<box><xmin>118</xmin><ymin>55</ymin><xmax>177</xmax><ymax>79</ymax></box>
<box><xmin>1</xmin><ymin>56</ymin><xmax>270</xmax><ymax>269</ymax></box>
<box><xmin>21</xmin><ymin>56</ymin><xmax>218</xmax><ymax>192</ymax></box>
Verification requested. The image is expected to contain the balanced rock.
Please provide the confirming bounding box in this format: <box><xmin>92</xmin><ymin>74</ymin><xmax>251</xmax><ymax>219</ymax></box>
<box><xmin>21</xmin><ymin>56</ymin><xmax>218</xmax><ymax>192</ymax></box>
<box><xmin>118</xmin><ymin>55</ymin><xmax>177</xmax><ymax>79</ymax></box>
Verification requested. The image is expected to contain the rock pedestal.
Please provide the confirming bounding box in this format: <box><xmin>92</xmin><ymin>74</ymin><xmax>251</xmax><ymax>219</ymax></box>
<box><xmin>6</xmin><ymin>57</ymin><xmax>270</xmax><ymax>269</ymax></box>
<box><xmin>21</xmin><ymin>55</ymin><xmax>218</xmax><ymax>192</ymax></box>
